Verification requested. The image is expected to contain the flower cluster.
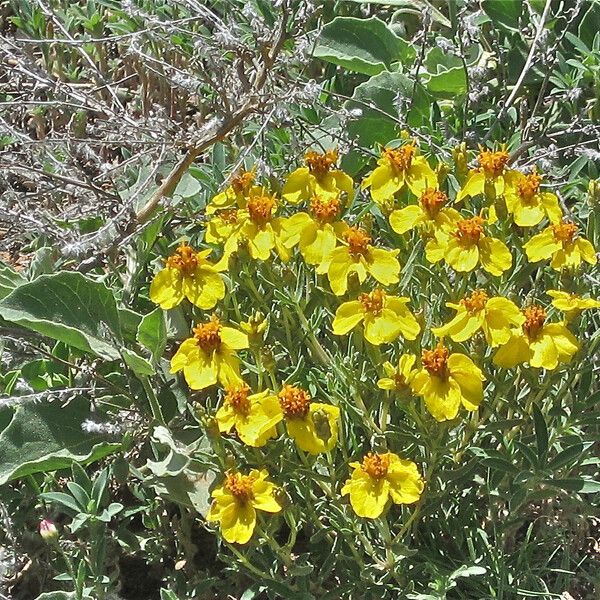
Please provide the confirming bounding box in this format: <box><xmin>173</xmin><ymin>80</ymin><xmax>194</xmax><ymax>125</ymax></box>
<box><xmin>150</xmin><ymin>144</ymin><xmax>598</xmax><ymax>544</ymax></box>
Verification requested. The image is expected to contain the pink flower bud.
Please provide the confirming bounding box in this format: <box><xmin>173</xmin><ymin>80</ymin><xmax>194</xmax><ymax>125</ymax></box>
<box><xmin>39</xmin><ymin>518</ymin><xmax>58</xmax><ymax>541</ymax></box>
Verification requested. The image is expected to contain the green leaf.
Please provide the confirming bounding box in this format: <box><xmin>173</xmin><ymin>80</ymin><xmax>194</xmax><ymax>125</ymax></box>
<box><xmin>578</xmin><ymin>0</ymin><xmax>600</xmax><ymax>49</ymax></box>
<box><xmin>138</xmin><ymin>308</ymin><xmax>167</xmax><ymax>363</ymax></box>
<box><xmin>532</xmin><ymin>403</ymin><xmax>548</xmax><ymax>465</ymax></box>
<box><xmin>0</xmin><ymin>397</ymin><xmax>120</xmax><ymax>485</ymax></box>
<box><xmin>0</xmin><ymin>272</ymin><xmax>122</xmax><ymax>360</ymax></box>
<box><xmin>346</xmin><ymin>70</ymin><xmax>431</xmax><ymax>146</ymax></box>
<box><xmin>547</xmin><ymin>443</ymin><xmax>585</xmax><ymax>471</ymax></box>
<box><xmin>314</xmin><ymin>17</ymin><xmax>405</xmax><ymax>76</ymax></box>
<box><xmin>545</xmin><ymin>478</ymin><xmax>600</xmax><ymax>494</ymax></box>
<box><xmin>122</xmin><ymin>348</ymin><xmax>155</xmax><ymax>376</ymax></box>
<box><xmin>343</xmin><ymin>0</ymin><xmax>451</xmax><ymax>28</ymax></box>
<box><xmin>39</xmin><ymin>491</ymin><xmax>82</xmax><ymax>513</ymax></box>
<box><xmin>482</xmin><ymin>0</ymin><xmax>522</xmax><ymax>31</ymax></box>
<box><xmin>426</xmin><ymin>66</ymin><xmax>467</xmax><ymax>95</ymax></box>
<box><xmin>0</xmin><ymin>261</ymin><xmax>26</xmax><ymax>300</ymax></box>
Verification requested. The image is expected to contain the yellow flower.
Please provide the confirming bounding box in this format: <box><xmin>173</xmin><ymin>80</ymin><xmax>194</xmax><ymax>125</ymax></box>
<box><xmin>456</xmin><ymin>146</ymin><xmax>513</xmax><ymax>201</ymax></box>
<box><xmin>493</xmin><ymin>305</ymin><xmax>579</xmax><ymax>370</ymax></box>
<box><xmin>361</xmin><ymin>143</ymin><xmax>436</xmax><ymax>204</ymax></box>
<box><xmin>411</xmin><ymin>342</ymin><xmax>485</xmax><ymax>422</ymax></box>
<box><xmin>149</xmin><ymin>241</ymin><xmax>226</xmax><ymax>310</ymax></box>
<box><xmin>389</xmin><ymin>188</ymin><xmax>461</xmax><ymax>235</ymax></box>
<box><xmin>332</xmin><ymin>288</ymin><xmax>420</xmax><ymax>345</ymax></box>
<box><xmin>280</xmin><ymin>195</ymin><xmax>344</xmax><ymax>265</ymax></box>
<box><xmin>547</xmin><ymin>290</ymin><xmax>600</xmax><ymax>320</ymax></box>
<box><xmin>207</xmin><ymin>469</ymin><xmax>282</xmax><ymax>544</ymax></box>
<box><xmin>206</xmin><ymin>190</ymin><xmax>290</xmax><ymax>262</ymax></box>
<box><xmin>282</xmin><ymin>149</ymin><xmax>353</xmax><ymax>204</ymax></box>
<box><xmin>502</xmin><ymin>170</ymin><xmax>562</xmax><ymax>227</ymax></box>
<box><xmin>277</xmin><ymin>384</ymin><xmax>340</xmax><ymax>454</ymax></box>
<box><xmin>318</xmin><ymin>225</ymin><xmax>400</xmax><ymax>296</ymax></box>
<box><xmin>431</xmin><ymin>289</ymin><xmax>524</xmax><ymax>347</ymax></box>
<box><xmin>215</xmin><ymin>383</ymin><xmax>281</xmax><ymax>447</ymax></box>
<box><xmin>426</xmin><ymin>216</ymin><xmax>512</xmax><ymax>275</ymax></box>
<box><xmin>206</xmin><ymin>169</ymin><xmax>256</xmax><ymax>214</ymax></box>
<box><xmin>170</xmin><ymin>315</ymin><xmax>249</xmax><ymax>390</ymax></box>
<box><xmin>341</xmin><ymin>452</ymin><xmax>424</xmax><ymax>518</ymax></box>
<box><xmin>523</xmin><ymin>220</ymin><xmax>597</xmax><ymax>270</ymax></box>
<box><xmin>377</xmin><ymin>354</ymin><xmax>418</xmax><ymax>394</ymax></box>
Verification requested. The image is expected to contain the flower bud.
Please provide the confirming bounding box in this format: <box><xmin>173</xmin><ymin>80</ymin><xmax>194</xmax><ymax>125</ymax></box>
<box><xmin>588</xmin><ymin>179</ymin><xmax>600</xmax><ymax>206</ymax></box>
<box><xmin>452</xmin><ymin>143</ymin><xmax>469</xmax><ymax>181</ymax></box>
<box><xmin>39</xmin><ymin>518</ymin><xmax>58</xmax><ymax>542</ymax></box>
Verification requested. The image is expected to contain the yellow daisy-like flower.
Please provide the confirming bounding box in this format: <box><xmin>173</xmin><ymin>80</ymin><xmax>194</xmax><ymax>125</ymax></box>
<box><xmin>318</xmin><ymin>225</ymin><xmax>400</xmax><ymax>296</ymax></box>
<box><xmin>431</xmin><ymin>289</ymin><xmax>524</xmax><ymax>347</ymax></box>
<box><xmin>206</xmin><ymin>469</ymin><xmax>282</xmax><ymax>544</ymax></box>
<box><xmin>456</xmin><ymin>146</ymin><xmax>513</xmax><ymax>201</ymax></box>
<box><xmin>149</xmin><ymin>241</ymin><xmax>226</xmax><ymax>310</ymax></box>
<box><xmin>493</xmin><ymin>305</ymin><xmax>579</xmax><ymax>370</ymax></box>
<box><xmin>361</xmin><ymin>142</ymin><xmax>436</xmax><ymax>204</ymax></box>
<box><xmin>215</xmin><ymin>383</ymin><xmax>281</xmax><ymax>447</ymax></box>
<box><xmin>427</xmin><ymin>216</ymin><xmax>512</xmax><ymax>275</ymax></box>
<box><xmin>332</xmin><ymin>288</ymin><xmax>420</xmax><ymax>345</ymax></box>
<box><xmin>280</xmin><ymin>194</ymin><xmax>344</xmax><ymax>265</ymax></box>
<box><xmin>170</xmin><ymin>315</ymin><xmax>249</xmax><ymax>390</ymax></box>
<box><xmin>377</xmin><ymin>354</ymin><xmax>418</xmax><ymax>394</ymax></box>
<box><xmin>276</xmin><ymin>384</ymin><xmax>340</xmax><ymax>455</ymax></box>
<box><xmin>206</xmin><ymin>190</ymin><xmax>290</xmax><ymax>262</ymax></box>
<box><xmin>341</xmin><ymin>452</ymin><xmax>424</xmax><ymax>519</ymax></box>
<box><xmin>206</xmin><ymin>169</ymin><xmax>256</xmax><ymax>214</ymax></box>
<box><xmin>389</xmin><ymin>188</ymin><xmax>461</xmax><ymax>236</ymax></box>
<box><xmin>502</xmin><ymin>170</ymin><xmax>562</xmax><ymax>227</ymax></box>
<box><xmin>411</xmin><ymin>342</ymin><xmax>485</xmax><ymax>422</ymax></box>
<box><xmin>547</xmin><ymin>290</ymin><xmax>600</xmax><ymax>321</ymax></box>
<box><xmin>523</xmin><ymin>220</ymin><xmax>597</xmax><ymax>270</ymax></box>
<box><xmin>282</xmin><ymin>149</ymin><xmax>353</xmax><ymax>204</ymax></box>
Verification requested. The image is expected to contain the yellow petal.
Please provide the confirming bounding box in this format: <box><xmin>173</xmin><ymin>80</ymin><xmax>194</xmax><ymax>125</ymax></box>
<box><xmin>221</xmin><ymin>327</ymin><xmax>249</xmax><ymax>350</ymax></box>
<box><xmin>446</xmin><ymin>239</ymin><xmax>479</xmax><ymax>272</ymax></box>
<box><xmin>431</xmin><ymin>308</ymin><xmax>482</xmax><ymax>342</ymax></box>
<box><xmin>363</xmin><ymin>164</ymin><xmax>402</xmax><ymax>203</ymax></box>
<box><xmin>282</xmin><ymin>168</ymin><xmax>312</xmax><ymax>204</ymax></box>
<box><xmin>540</xmin><ymin>192</ymin><xmax>562</xmax><ymax>223</ymax></box>
<box><xmin>251</xmin><ymin>480</ymin><xmax>283</xmax><ymax>513</ymax></box>
<box><xmin>367</xmin><ymin>248</ymin><xmax>400</xmax><ymax>286</ymax></box>
<box><xmin>327</xmin><ymin>248</ymin><xmax>354</xmax><ymax>296</ymax></box>
<box><xmin>280</xmin><ymin>212</ymin><xmax>313</xmax><ymax>248</ymax></box>
<box><xmin>386</xmin><ymin>297</ymin><xmax>421</xmax><ymax>340</ymax></box>
<box><xmin>343</xmin><ymin>469</ymin><xmax>390</xmax><ymax>519</ymax></box>
<box><xmin>576</xmin><ymin>238</ymin><xmax>597</xmax><ymax>265</ymax></box>
<box><xmin>215</xmin><ymin>403</ymin><xmax>237</xmax><ymax>433</ymax></box>
<box><xmin>286</xmin><ymin>403</ymin><xmax>339</xmax><ymax>454</ymax></box>
<box><xmin>456</xmin><ymin>171</ymin><xmax>485</xmax><ymax>201</ymax></box>
<box><xmin>478</xmin><ymin>236</ymin><xmax>512</xmax><ymax>276</ymax></box>
<box><xmin>332</xmin><ymin>301</ymin><xmax>364</xmax><ymax>336</ymax></box>
<box><xmin>406</xmin><ymin>158</ymin><xmax>436</xmax><ymax>196</ymax></box>
<box><xmin>386</xmin><ymin>457</ymin><xmax>424</xmax><ymax>504</ymax></box>
<box><xmin>183</xmin><ymin>352</ymin><xmax>219</xmax><ymax>390</ymax></box>
<box><xmin>149</xmin><ymin>268</ymin><xmax>184</xmax><ymax>309</ymax></box>
<box><xmin>523</xmin><ymin>228</ymin><xmax>560</xmax><ymax>263</ymax></box>
<box><xmin>542</xmin><ymin>323</ymin><xmax>579</xmax><ymax>364</ymax></box>
<box><xmin>529</xmin><ymin>333</ymin><xmax>559</xmax><ymax>370</ymax></box>
<box><xmin>332</xmin><ymin>170</ymin><xmax>355</xmax><ymax>198</ymax></box>
<box><xmin>183</xmin><ymin>268</ymin><xmax>225</xmax><ymax>309</ymax></box>
<box><xmin>513</xmin><ymin>202</ymin><xmax>545</xmax><ymax>227</ymax></box>
<box><xmin>493</xmin><ymin>334</ymin><xmax>531</xmax><ymax>368</ymax></box>
<box><xmin>389</xmin><ymin>205</ymin><xmax>425</xmax><ymax>234</ymax></box>
<box><xmin>170</xmin><ymin>338</ymin><xmax>201</xmax><ymax>373</ymax></box>
<box><xmin>447</xmin><ymin>353</ymin><xmax>484</xmax><ymax>411</ymax></box>
<box><xmin>300</xmin><ymin>223</ymin><xmax>337</xmax><ymax>265</ymax></box>
<box><xmin>220</xmin><ymin>501</ymin><xmax>256</xmax><ymax>544</ymax></box>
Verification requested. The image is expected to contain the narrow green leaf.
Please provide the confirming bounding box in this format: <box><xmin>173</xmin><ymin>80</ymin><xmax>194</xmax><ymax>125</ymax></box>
<box><xmin>532</xmin><ymin>403</ymin><xmax>549</xmax><ymax>465</ymax></box>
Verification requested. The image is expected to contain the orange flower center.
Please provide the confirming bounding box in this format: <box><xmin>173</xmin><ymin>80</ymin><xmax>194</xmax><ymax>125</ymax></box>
<box><xmin>478</xmin><ymin>149</ymin><xmax>509</xmax><ymax>178</ymax></box>
<box><xmin>166</xmin><ymin>242</ymin><xmax>198</xmax><ymax>274</ymax></box>
<box><xmin>361</xmin><ymin>452</ymin><xmax>390</xmax><ymax>479</ymax></box>
<box><xmin>224</xmin><ymin>472</ymin><xmax>254</xmax><ymax>503</ymax></box>
<box><xmin>420</xmin><ymin>188</ymin><xmax>448</xmax><ymax>217</ymax></box>
<box><xmin>310</xmin><ymin>195</ymin><xmax>341</xmax><ymax>223</ymax></box>
<box><xmin>517</xmin><ymin>172</ymin><xmax>542</xmax><ymax>202</ymax></box>
<box><xmin>225</xmin><ymin>383</ymin><xmax>251</xmax><ymax>416</ymax></box>
<box><xmin>522</xmin><ymin>305</ymin><xmax>546</xmax><ymax>339</ymax></box>
<box><xmin>358</xmin><ymin>289</ymin><xmax>385</xmax><ymax>316</ymax></box>
<box><xmin>231</xmin><ymin>170</ymin><xmax>255</xmax><ymax>194</ymax></box>
<box><xmin>193</xmin><ymin>315</ymin><xmax>222</xmax><ymax>352</ymax></box>
<box><xmin>454</xmin><ymin>216</ymin><xmax>485</xmax><ymax>244</ymax></box>
<box><xmin>305</xmin><ymin>149</ymin><xmax>337</xmax><ymax>176</ymax></box>
<box><xmin>383</xmin><ymin>144</ymin><xmax>416</xmax><ymax>172</ymax></box>
<box><xmin>247</xmin><ymin>194</ymin><xmax>275</xmax><ymax>225</ymax></box>
<box><xmin>278</xmin><ymin>384</ymin><xmax>311</xmax><ymax>419</ymax></box>
<box><xmin>344</xmin><ymin>226</ymin><xmax>371</xmax><ymax>257</ymax></box>
<box><xmin>422</xmin><ymin>342</ymin><xmax>449</xmax><ymax>380</ymax></box>
<box><xmin>220</xmin><ymin>209</ymin><xmax>239</xmax><ymax>225</ymax></box>
<box><xmin>461</xmin><ymin>289</ymin><xmax>489</xmax><ymax>313</ymax></box>
<box><xmin>552</xmin><ymin>221</ymin><xmax>578</xmax><ymax>244</ymax></box>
